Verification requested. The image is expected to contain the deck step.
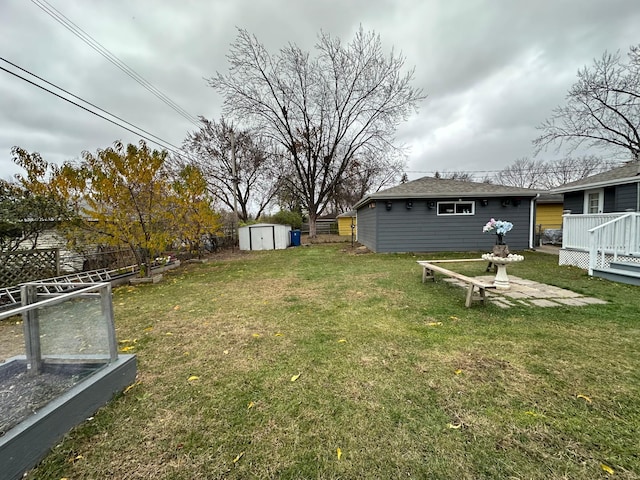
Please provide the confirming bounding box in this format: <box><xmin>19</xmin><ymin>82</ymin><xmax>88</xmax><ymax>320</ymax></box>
<box><xmin>592</xmin><ymin>267</ymin><xmax>640</xmax><ymax>286</ymax></box>
<box><xmin>609</xmin><ymin>261</ymin><xmax>640</xmax><ymax>273</ymax></box>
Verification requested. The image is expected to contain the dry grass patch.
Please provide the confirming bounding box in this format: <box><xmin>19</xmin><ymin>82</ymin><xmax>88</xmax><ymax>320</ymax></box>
<box><xmin>15</xmin><ymin>246</ymin><xmax>640</xmax><ymax>479</ymax></box>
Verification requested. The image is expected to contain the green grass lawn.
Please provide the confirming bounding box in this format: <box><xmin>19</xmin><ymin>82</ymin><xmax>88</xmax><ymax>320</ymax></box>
<box><xmin>25</xmin><ymin>245</ymin><xmax>640</xmax><ymax>479</ymax></box>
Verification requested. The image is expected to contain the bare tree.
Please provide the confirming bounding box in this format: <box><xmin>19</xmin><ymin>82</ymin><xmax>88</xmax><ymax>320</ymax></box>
<box><xmin>494</xmin><ymin>156</ymin><xmax>615</xmax><ymax>189</ymax></box>
<box><xmin>494</xmin><ymin>158</ymin><xmax>547</xmax><ymax>188</ymax></box>
<box><xmin>208</xmin><ymin>27</ymin><xmax>424</xmax><ymax>236</ymax></box>
<box><xmin>534</xmin><ymin>45</ymin><xmax>640</xmax><ymax>161</ymax></box>
<box><xmin>330</xmin><ymin>150</ymin><xmax>404</xmax><ymax>213</ymax></box>
<box><xmin>538</xmin><ymin>156</ymin><xmax>616</xmax><ymax>189</ymax></box>
<box><xmin>182</xmin><ymin>117</ymin><xmax>280</xmax><ymax>221</ymax></box>
<box><xmin>434</xmin><ymin>171</ymin><xmax>476</xmax><ymax>182</ymax></box>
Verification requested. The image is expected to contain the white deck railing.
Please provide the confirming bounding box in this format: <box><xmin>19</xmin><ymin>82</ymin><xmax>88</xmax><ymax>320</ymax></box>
<box><xmin>562</xmin><ymin>213</ymin><xmax>626</xmax><ymax>250</ymax></box>
<box><xmin>588</xmin><ymin>213</ymin><xmax>640</xmax><ymax>274</ymax></box>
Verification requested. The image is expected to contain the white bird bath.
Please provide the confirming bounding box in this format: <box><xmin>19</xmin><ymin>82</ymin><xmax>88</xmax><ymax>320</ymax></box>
<box><xmin>482</xmin><ymin>253</ymin><xmax>524</xmax><ymax>289</ymax></box>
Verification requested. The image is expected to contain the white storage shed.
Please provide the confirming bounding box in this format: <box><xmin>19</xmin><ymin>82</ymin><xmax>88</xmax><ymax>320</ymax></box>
<box><xmin>239</xmin><ymin>223</ymin><xmax>292</xmax><ymax>251</ymax></box>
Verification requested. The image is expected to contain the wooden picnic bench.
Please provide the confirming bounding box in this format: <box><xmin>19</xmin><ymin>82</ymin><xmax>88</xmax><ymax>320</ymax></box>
<box><xmin>417</xmin><ymin>259</ymin><xmax>497</xmax><ymax>308</ymax></box>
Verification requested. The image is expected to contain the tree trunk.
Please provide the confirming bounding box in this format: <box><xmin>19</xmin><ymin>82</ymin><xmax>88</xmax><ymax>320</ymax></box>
<box><xmin>308</xmin><ymin>211</ymin><xmax>317</xmax><ymax>238</ymax></box>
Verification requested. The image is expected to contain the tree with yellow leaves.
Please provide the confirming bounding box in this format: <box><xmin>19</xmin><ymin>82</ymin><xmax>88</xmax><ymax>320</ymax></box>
<box><xmin>11</xmin><ymin>140</ymin><xmax>222</xmax><ymax>276</ymax></box>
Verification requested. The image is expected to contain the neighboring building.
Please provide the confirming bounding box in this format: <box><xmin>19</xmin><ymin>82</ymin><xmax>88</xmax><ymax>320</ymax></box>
<box><xmin>353</xmin><ymin>176</ymin><xmax>540</xmax><ymax>253</ymax></box>
<box><xmin>553</xmin><ymin>160</ymin><xmax>640</xmax><ymax>215</ymax></box>
<box><xmin>336</xmin><ymin>211</ymin><xmax>357</xmax><ymax>237</ymax></box>
<box><xmin>535</xmin><ymin>193</ymin><xmax>564</xmax><ymax>245</ymax></box>
<box><xmin>551</xmin><ymin>160</ymin><xmax>640</xmax><ymax>277</ymax></box>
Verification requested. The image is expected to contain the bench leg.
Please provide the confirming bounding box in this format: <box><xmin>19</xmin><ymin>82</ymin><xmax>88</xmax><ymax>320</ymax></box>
<box><xmin>422</xmin><ymin>267</ymin><xmax>435</xmax><ymax>283</ymax></box>
<box><xmin>466</xmin><ymin>285</ymin><xmax>487</xmax><ymax>307</ymax></box>
<box><xmin>465</xmin><ymin>284</ymin><xmax>475</xmax><ymax>307</ymax></box>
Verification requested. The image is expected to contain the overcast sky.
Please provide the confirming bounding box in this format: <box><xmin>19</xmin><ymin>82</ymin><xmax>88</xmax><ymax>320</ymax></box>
<box><xmin>1</xmin><ymin>0</ymin><xmax>639</xmax><ymax>182</ymax></box>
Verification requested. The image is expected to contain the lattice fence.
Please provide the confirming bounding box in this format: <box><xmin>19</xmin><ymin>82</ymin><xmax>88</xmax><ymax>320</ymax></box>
<box><xmin>0</xmin><ymin>249</ymin><xmax>59</xmax><ymax>288</ymax></box>
<box><xmin>559</xmin><ymin>249</ymin><xmax>640</xmax><ymax>270</ymax></box>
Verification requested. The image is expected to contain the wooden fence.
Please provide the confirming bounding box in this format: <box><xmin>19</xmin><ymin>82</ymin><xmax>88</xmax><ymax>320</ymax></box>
<box><xmin>301</xmin><ymin>221</ymin><xmax>338</xmax><ymax>235</ymax></box>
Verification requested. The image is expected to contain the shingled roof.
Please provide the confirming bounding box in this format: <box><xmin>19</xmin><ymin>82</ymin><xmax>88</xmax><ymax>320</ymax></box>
<box><xmin>552</xmin><ymin>160</ymin><xmax>640</xmax><ymax>193</ymax></box>
<box><xmin>353</xmin><ymin>176</ymin><xmax>540</xmax><ymax>209</ymax></box>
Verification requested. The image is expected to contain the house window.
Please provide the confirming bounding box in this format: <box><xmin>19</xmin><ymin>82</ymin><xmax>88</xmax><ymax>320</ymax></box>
<box><xmin>584</xmin><ymin>189</ymin><xmax>603</xmax><ymax>214</ymax></box>
<box><xmin>437</xmin><ymin>201</ymin><xmax>475</xmax><ymax>216</ymax></box>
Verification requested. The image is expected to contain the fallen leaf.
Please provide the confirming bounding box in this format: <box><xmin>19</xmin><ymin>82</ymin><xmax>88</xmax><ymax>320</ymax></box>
<box><xmin>188</xmin><ymin>375</ymin><xmax>199</xmax><ymax>382</ymax></box>
<box><xmin>120</xmin><ymin>346</ymin><xmax>135</xmax><ymax>352</ymax></box>
<box><xmin>427</xmin><ymin>322</ymin><xmax>442</xmax><ymax>326</ymax></box>
<box><xmin>601</xmin><ymin>463</ymin><xmax>615</xmax><ymax>475</ymax></box>
<box><xmin>223</xmin><ymin>350</ymin><xmax>229</xmax><ymax>355</ymax></box>
<box><xmin>123</xmin><ymin>381</ymin><xmax>141</xmax><ymax>394</ymax></box>
<box><xmin>577</xmin><ymin>394</ymin><xmax>592</xmax><ymax>403</ymax></box>
<box><xmin>248</xmin><ymin>401</ymin><xmax>255</xmax><ymax>409</ymax></box>
<box><xmin>173</xmin><ymin>305</ymin><xmax>180</xmax><ymax>310</ymax></box>
<box><xmin>337</xmin><ymin>447</ymin><xmax>342</xmax><ymax>460</ymax></box>
<box><xmin>454</xmin><ymin>369</ymin><xmax>462</xmax><ymax>375</ymax></box>
<box><xmin>252</xmin><ymin>333</ymin><xmax>261</xmax><ymax>338</ymax></box>
<box><xmin>233</xmin><ymin>452</ymin><xmax>244</xmax><ymax>463</ymax></box>
<box><xmin>337</xmin><ymin>338</ymin><xmax>347</xmax><ymax>343</ymax></box>
<box><xmin>274</xmin><ymin>333</ymin><xmax>283</xmax><ymax>336</ymax></box>
<box><xmin>449</xmin><ymin>316</ymin><xmax>459</xmax><ymax>320</ymax></box>
<box><xmin>447</xmin><ymin>423</ymin><xmax>462</xmax><ymax>429</ymax></box>
<box><xmin>165</xmin><ymin>332</ymin><xmax>173</xmax><ymax>336</ymax></box>
<box><xmin>524</xmin><ymin>411</ymin><xmax>545</xmax><ymax>417</ymax></box>
<box><xmin>144</xmin><ymin>326</ymin><xmax>153</xmax><ymax>332</ymax></box>
<box><xmin>291</xmin><ymin>373</ymin><xmax>301</xmax><ymax>382</ymax></box>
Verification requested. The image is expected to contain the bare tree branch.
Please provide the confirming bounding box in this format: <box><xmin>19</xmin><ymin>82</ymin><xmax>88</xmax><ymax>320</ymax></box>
<box><xmin>534</xmin><ymin>46</ymin><xmax>640</xmax><ymax>161</ymax></box>
<box><xmin>208</xmin><ymin>27</ymin><xmax>424</xmax><ymax>236</ymax></box>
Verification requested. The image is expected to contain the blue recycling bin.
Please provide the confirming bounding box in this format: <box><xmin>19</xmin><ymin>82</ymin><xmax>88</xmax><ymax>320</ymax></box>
<box><xmin>290</xmin><ymin>229</ymin><xmax>301</xmax><ymax>246</ymax></box>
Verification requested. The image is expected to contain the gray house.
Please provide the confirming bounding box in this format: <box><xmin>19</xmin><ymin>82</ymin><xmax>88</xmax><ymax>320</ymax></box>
<box><xmin>553</xmin><ymin>160</ymin><xmax>640</xmax><ymax>214</ymax></box>
<box><xmin>353</xmin><ymin>176</ymin><xmax>540</xmax><ymax>253</ymax></box>
<box><xmin>551</xmin><ymin>160</ymin><xmax>640</xmax><ymax>279</ymax></box>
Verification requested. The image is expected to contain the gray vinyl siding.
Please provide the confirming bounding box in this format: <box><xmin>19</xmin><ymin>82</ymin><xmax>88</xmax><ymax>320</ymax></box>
<box><xmin>371</xmin><ymin>197</ymin><xmax>532</xmax><ymax>253</ymax></box>
<box><xmin>563</xmin><ymin>192</ymin><xmax>583</xmax><ymax>214</ymax></box>
<box><xmin>564</xmin><ymin>184</ymin><xmax>639</xmax><ymax>213</ymax></box>
<box><xmin>604</xmin><ymin>187</ymin><xmax>616</xmax><ymax>212</ymax></box>
<box><xmin>355</xmin><ymin>204</ymin><xmax>377</xmax><ymax>251</ymax></box>
<box><xmin>614</xmin><ymin>183</ymin><xmax>639</xmax><ymax>211</ymax></box>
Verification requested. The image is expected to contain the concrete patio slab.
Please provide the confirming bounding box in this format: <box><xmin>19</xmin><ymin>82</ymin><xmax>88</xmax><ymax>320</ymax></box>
<box><xmin>442</xmin><ymin>275</ymin><xmax>606</xmax><ymax>308</ymax></box>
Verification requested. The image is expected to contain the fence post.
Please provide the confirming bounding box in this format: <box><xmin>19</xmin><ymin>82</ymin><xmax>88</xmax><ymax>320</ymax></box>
<box><xmin>21</xmin><ymin>284</ymin><xmax>43</xmax><ymax>376</ymax></box>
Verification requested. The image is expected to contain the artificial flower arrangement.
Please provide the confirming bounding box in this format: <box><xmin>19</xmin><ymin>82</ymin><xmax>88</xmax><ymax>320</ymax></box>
<box><xmin>482</xmin><ymin>218</ymin><xmax>513</xmax><ymax>245</ymax></box>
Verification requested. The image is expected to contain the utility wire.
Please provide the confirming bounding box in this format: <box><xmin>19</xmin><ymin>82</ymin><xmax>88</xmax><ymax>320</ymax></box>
<box><xmin>0</xmin><ymin>56</ymin><xmax>187</xmax><ymax>156</ymax></box>
<box><xmin>0</xmin><ymin>61</ymin><xmax>193</xmax><ymax>160</ymax></box>
<box><xmin>31</xmin><ymin>0</ymin><xmax>201</xmax><ymax>128</ymax></box>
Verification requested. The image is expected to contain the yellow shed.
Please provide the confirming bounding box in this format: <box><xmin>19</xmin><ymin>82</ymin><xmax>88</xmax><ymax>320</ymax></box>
<box><xmin>536</xmin><ymin>193</ymin><xmax>564</xmax><ymax>245</ymax></box>
<box><xmin>337</xmin><ymin>211</ymin><xmax>357</xmax><ymax>236</ymax></box>
<box><xmin>536</xmin><ymin>193</ymin><xmax>564</xmax><ymax>230</ymax></box>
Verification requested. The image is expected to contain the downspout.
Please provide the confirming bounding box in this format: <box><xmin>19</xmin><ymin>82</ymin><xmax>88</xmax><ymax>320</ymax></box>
<box><xmin>529</xmin><ymin>194</ymin><xmax>539</xmax><ymax>249</ymax></box>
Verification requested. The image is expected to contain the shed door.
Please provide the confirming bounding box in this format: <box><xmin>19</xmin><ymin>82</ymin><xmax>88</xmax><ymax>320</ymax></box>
<box><xmin>250</xmin><ymin>226</ymin><xmax>275</xmax><ymax>250</ymax></box>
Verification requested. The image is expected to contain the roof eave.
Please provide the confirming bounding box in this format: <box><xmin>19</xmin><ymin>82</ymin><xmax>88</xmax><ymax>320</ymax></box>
<box><xmin>552</xmin><ymin>176</ymin><xmax>640</xmax><ymax>193</ymax></box>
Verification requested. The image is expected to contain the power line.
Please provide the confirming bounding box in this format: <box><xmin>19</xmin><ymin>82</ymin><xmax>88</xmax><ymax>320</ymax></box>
<box><xmin>405</xmin><ymin>161</ymin><xmax>627</xmax><ymax>176</ymax></box>
<box><xmin>0</xmin><ymin>60</ymin><xmax>193</xmax><ymax>160</ymax></box>
<box><xmin>31</xmin><ymin>0</ymin><xmax>201</xmax><ymax>128</ymax></box>
<box><xmin>0</xmin><ymin>56</ymin><xmax>186</xmax><ymax>156</ymax></box>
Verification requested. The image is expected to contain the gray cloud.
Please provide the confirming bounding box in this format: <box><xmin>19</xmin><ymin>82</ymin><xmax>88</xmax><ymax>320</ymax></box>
<box><xmin>1</xmin><ymin>0</ymin><xmax>639</xmax><ymax>182</ymax></box>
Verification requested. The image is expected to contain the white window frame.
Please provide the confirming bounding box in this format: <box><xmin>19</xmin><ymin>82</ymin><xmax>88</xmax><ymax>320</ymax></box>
<box><xmin>584</xmin><ymin>189</ymin><xmax>604</xmax><ymax>214</ymax></box>
<box><xmin>436</xmin><ymin>200</ymin><xmax>475</xmax><ymax>216</ymax></box>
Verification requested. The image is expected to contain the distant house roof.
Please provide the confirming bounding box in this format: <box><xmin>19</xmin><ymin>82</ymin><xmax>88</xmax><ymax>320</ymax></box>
<box><xmin>537</xmin><ymin>193</ymin><xmax>563</xmax><ymax>204</ymax></box>
<box><xmin>353</xmin><ymin>176</ymin><xmax>540</xmax><ymax>209</ymax></box>
<box><xmin>552</xmin><ymin>160</ymin><xmax>640</xmax><ymax>193</ymax></box>
<box><xmin>336</xmin><ymin>210</ymin><xmax>356</xmax><ymax>218</ymax></box>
